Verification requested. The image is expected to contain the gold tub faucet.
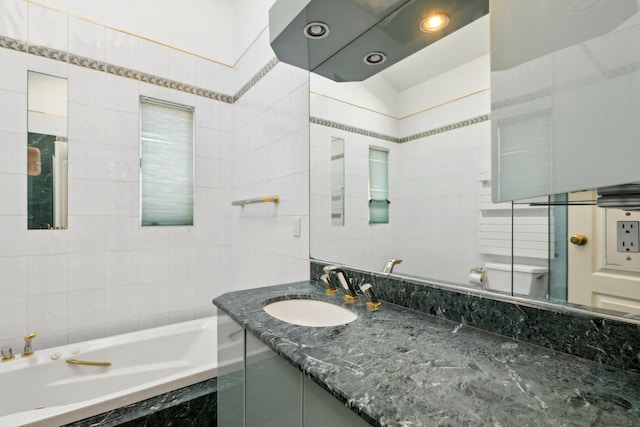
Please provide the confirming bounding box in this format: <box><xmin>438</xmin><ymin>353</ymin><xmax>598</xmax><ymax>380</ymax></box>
<box><xmin>22</xmin><ymin>332</ymin><xmax>37</xmax><ymax>357</ymax></box>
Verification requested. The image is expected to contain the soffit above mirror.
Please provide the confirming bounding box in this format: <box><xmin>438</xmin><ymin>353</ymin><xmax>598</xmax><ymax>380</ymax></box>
<box><xmin>269</xmin><ymin>0</ymin><xmax>489</xmax><ymax>82</ymax></box>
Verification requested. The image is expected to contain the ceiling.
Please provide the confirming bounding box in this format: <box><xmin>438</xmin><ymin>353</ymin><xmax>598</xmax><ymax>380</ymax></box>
<box><xmin>377</xmin><ymin>14</ymin><xmax>489</xmax><ymax>92</ymax></box>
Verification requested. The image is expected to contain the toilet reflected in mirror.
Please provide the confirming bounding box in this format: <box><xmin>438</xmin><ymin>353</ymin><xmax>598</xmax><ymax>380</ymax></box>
<box><xmin>482</xmin><ymin>262</ymin><xmax>549</xmax><ymax>299</ymax></box>
<box><xmin>27</xmin><ymin>71</ymin><xmax>68</xmax><ymax>230</ymax></box>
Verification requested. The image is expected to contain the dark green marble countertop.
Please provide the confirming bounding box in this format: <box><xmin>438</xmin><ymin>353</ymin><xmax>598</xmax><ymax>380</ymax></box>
<box><xmin>213</xmin><ymin>281</ymin><xmax>640</xmax><ymax>426</ymax></box>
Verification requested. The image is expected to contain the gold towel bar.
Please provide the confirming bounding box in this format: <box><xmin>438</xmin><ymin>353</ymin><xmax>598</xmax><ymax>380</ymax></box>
<box><xmin>66</xmin><ymin>358</ymin><xmax>112</xmax><ymax>367</ymax></box>
<box><xmin>231</xmin><ymin>195</ymin><xmax>280</xmax><ymax>207</ymax></box>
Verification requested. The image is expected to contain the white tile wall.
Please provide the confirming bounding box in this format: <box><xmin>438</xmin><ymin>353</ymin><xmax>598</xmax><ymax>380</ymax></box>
<box><xmin>0</xmin><ymin>0</ymin><xmax>27</xmax><ymax>41</ymax></box>
<box><xmin>310</xmin><ymin>66</ymin><xmax>493</xmax><ymax>283</ymax></box>
<box><xmin>27</xmin><ymin>3</ymin><xmax>68</xmax><ymax>52</ymax></box>
<box><xmin>0</xmin><ymin>0</ymin><xmax>309</xmax><ymax>351</ymax></box>
<box><xmin>0</xmin><ymin>89</ymin><xmax>27</xmax><ymax>133</ymax></box>
<box><xmin>0</xmin><ymin>48</ymin><xmax>27</xmax><ymax>92</ymax></box>
<box><xmin>69</xmin><ymin>16</ymin><xmax>106</xmax><ymax>61</ymax></box>
<box><xmin>139</xmin><ymin>38</ymin><xmax>170</xmax><ymax>77</ymax></box>
<box><xmin>231</xmin><ymin>36</ymin><xmax>310</xmax><ymax>289</ymax></box>
<box><xmin>0</xmin><ymin>256</ymin><xmax>27</xmax><ymax>298</ymax></box>
<box><xmin>27</xmin><ymin>292</ymin><xmax>67</xmax><ymax>333</ymax></box>
<box><xmin>106</xmin><ymin>28</ymin><xmax>140</xmax><ymax>71</ymax></box>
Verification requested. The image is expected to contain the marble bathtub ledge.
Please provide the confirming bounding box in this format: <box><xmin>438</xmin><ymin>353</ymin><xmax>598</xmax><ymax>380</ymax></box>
<box><xmin>213</xmin><ymin>280</ymin><xmax>640</xmax><ymax>427</ymax></box>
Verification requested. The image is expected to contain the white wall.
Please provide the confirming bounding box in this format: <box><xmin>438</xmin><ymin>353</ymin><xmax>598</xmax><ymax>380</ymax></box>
<box><xmin>310</xmin><ymin>55</ymin><xmax>494</xmax><ymax>283</ymax></box>
<box><xmin>0</xmin><ymin>0</ymin><xmax>310</xmax><ymax>351</ymax></box>
<box><xmin>231</xmin><ymin>30</ymin><xmax>310</xmax><ymax>289</ymax></box>
<box><xmin>28</xmin><ymin>0</ymin><xmax>237</xmax><ymax>65</ymax></box>
<box><xmin>310</xmin><ymin>124</ymin><xmax>399</xmax><ymax>271</ymax></box>
<box><xmin>394</xmin><ymin>103</ymin><xmax>491</xmax><ymax>283</ymax></box>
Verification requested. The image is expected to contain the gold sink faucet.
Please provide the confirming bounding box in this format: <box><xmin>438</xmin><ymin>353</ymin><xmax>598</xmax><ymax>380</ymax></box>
<box><xmin>22</xmin><ymin>332</ymin><xmax>37</xmax><ymax>357</ymax></box>
<box><xmin>323</xmin><ymin>266</ymin><xmax>358</xmax><ymax>302</ymax></box>
<box><xmin>382</xmin><ymin>259</ymin><xmax>402</xmax><ymax>274</ymax></box>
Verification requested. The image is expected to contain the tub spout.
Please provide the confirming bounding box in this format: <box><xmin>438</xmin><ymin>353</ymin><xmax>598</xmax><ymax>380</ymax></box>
<box><xmin>22</xmin><ymin>332</ymin><xmax>37</xmax><ymax>357</ymax></box>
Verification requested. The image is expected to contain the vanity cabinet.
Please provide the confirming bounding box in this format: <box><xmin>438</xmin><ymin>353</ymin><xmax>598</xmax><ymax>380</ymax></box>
<box><xmin>490</xmin><ymin>0</ymin><xmax>640</xmax><ymax>202</ymax></box>
<box><xmin>217</xmin><ymin>314</ymin><xmax>245</xmax><ymax>427</ymax></box>
<box><xmin>217</xmin><ymin>314</ymin><xmax>369</xmax><ymax>427</ymax></box>
<box><xmin>302</xmin><ymin>376</ymin><xmax>370</xmax><ymax>427</ymax></box>
<box><xmin>245</xmin><ymin>332</ymin><xmax>302</xmax><ymax>426</ymax></box>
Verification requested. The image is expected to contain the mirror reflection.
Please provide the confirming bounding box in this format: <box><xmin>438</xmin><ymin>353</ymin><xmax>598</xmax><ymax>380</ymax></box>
<box><xmin>27</xmin><ymin>71</ymin><xmax>68</xmax><ymax>230</ymax></box>
<box><xmin>331</xmin><ymin>137</ymin><xmax>345</xmax><ymax>227</ymax></box>
<box><xmin>309</xmin><ymin>13</ymin><xmax>640</xmax><ymax>319</ymax></box>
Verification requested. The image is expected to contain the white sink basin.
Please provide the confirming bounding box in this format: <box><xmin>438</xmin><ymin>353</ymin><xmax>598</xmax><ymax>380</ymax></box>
<box><xmin>263</xmin><ymin>299</ymin><xmax>357</xmax><ymax>327</ymax></box>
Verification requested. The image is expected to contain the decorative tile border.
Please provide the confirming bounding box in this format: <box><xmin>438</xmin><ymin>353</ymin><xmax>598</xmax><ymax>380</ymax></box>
<box><xmin>310</xmin><ymin>116</ymin><xmax>398</xmax><ymax>142</ymax></box>
<box><xmin>311</xmin><ymin>114</ymin><xmax>491</xmax><ymax>144</ymax></box>
<box><xmin>233</xmin><ymin>57</ymin><xmax>280</xmax><ymax>103</ymax></box>
<box><xmin>0</xmin><ymin>35</ymin><xmax>26</xmax><ymax>51</ymax></box>
<box><xmin>491</xmin><ymin>60</ymin><xmax>640</xmax><ymax>111</ymax></box>
<box><xmin>1</xmin><ymin>34</ymin><xmax>242</xmax><ymax>104</ymax></box>
<box><xmin>399</xmin><ymin>114</ymin><xmax>490</xmax><ymax>143</ymax></box>
<box><xmin>4</xmin><ymin>32</ymin><xmax>491</xmax><ymax>139</ymax></box>
<box><xmin>491</xmin><ymin>88</ymin><xmax>552</xmax><ymax>111</ymax></box>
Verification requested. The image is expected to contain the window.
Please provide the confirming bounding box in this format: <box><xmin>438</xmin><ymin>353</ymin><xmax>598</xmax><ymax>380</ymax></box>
<box><xmin>368</xmin><ymin>147</ymin><xmax>389</xmax><ymax>224</ymax></box>
<box><xmin>140</xmin><ymin>97</ymin><xmax>194</xmax><ymax>226</ymax></box>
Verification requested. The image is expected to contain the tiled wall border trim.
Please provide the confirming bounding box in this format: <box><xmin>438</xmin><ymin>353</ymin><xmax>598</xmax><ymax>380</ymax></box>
<box><xmin>233</xmin><ymin>57</ymin><xmax>279</xmax><ymax>103</ymax></box>
<box><xmin>310</xmin><ymin>116</ymin><xmax>398</xmax><ymax>143</ymax></box>
<box><xmin>0</xmin><ymin>35</ymin><xmax>248</xmax><ymax>104</ymax></box>
<box><xmin>491</xmin><ymin>60</ymin><xmax>640</xmax><ymax>111</ymax></box>
<box><xmin>311</xmin><ymin>114</ymin><xmax>490</xmax><ymax>144</ymax></box>
<box><xmin>2</xmin><ymin>34</ymin><xmax>490</xmax><ymax>141</ymax></box>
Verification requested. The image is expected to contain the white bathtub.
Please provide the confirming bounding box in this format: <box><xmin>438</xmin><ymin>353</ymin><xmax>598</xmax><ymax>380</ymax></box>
<box><xmin>0</xmin><ymin>317</ymin><xmax>218</xmax><ymax>427</ymax></box>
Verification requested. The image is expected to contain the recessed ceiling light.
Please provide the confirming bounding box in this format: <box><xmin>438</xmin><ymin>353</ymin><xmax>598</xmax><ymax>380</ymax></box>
<box><xmin>363</xmin><ymin>52</ymin><xmax>387</xmax><ymax>65</ymax></box>
<box><xmin>420</xmin><ymin>13</ymin><xmax>449</xmax><ymax>32</ymax></box>
<box><xmin>304</xmin><ymin>22</ymin><xmax>330</xmax><ymax>39</ymax></box>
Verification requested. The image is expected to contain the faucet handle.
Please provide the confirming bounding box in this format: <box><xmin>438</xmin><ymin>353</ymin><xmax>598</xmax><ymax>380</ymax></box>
<box><xmin>360</xmin><ymin>283</ymin><xmax>381</xmax><ymax>309</ymax></box>
<box><xmin>320</xmin><ymin>274</ymin><xmax>339</xmax><ymax>295</ymax></box>
<box><xmin>323</xmin><ymin>265</ymin><xmax>358</xmax><ymax>301</ymax></box>
<box><xmin>22</xmin><ymin>332</ymin><xmax>37</xmax><ymax>357</ymax></box>
<box><xmin>1</xmin><ymin>346</ymin><xmax>14</xmax><ymax>362</ymax></box>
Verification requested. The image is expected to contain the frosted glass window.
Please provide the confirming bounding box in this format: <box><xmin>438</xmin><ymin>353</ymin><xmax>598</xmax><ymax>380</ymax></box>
<box><xmin>140</xmin><ymin>97</ymin><xmax>194</xmax><ymax>226</ymax></box>
<box><xmin>369</xmin><ymin>147</ymin><xmax>389</xmax><ymax>224</ymax></box>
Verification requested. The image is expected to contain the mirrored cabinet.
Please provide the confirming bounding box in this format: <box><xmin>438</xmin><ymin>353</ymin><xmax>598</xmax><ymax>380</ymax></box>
<box><xmin>491</xmin><ymin>0</ymin><xmax>640</xmax><ymax>202</ymax></box>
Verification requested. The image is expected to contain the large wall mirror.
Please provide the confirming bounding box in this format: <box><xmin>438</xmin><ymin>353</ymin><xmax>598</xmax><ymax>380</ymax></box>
<box><xmin>27</xmin><ymin>71</ymin><xmax>68</xmax><ymax>230</ymax></box>
<box><xmin>309</xmin><ymin>13</ymin><xmax>640</xmax><ymax>321</ymax></box>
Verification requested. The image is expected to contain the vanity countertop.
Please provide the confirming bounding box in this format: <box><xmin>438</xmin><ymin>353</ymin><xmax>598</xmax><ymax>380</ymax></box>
<box><xmin>213</xmin><ymin>281</ymin><xmax>640</xmax><ymax>426</ymax></box>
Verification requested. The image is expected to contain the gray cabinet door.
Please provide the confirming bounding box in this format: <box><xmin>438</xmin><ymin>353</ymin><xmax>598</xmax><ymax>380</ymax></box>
<box><xmin>303</xmin><ymin>376</ymin><xmax>371</xmax><ymax>427</ymax></box>
<box><xmin>217</xmin><ymin>314</ymin><xmax>245</xmax><ymax>427</ymax></box>
<box><xmin>245</xmin><ymin>332</ymin><xmax>302</xmax><ymax>427</ymax></box>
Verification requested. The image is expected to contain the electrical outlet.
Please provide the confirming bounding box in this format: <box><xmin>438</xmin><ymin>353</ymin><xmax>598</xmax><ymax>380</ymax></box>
<box><xmin>617</xmin><ymin>221</ymin><xmax>640</xmax><ymax>253</ymax></box>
